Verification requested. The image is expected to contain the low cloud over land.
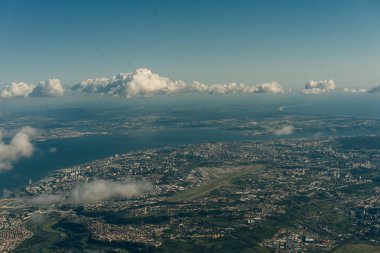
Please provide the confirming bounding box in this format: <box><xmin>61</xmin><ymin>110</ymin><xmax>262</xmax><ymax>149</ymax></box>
<box><xmin>27</xmin><ymin>180</ymin><xmax>153</xmax><ymax>207</ymax></box>
<box><xmin>274</xmin><ymin>126</ymin><xmax>295</xmax><ymax>136</ymax></box>
<box><xmin>70</xmin><ymin>179</ymin><xmax>153</xmax><ymax>204</ymax></box>
<box><xmin>29</xmin><ymin>193</ymin><xmax>63</xmax><ymax>206</ymax></box>
<box><xmin>0</xmin><ymin>126</ymin><xmax>36</xmax><ymax>172</ymax></box>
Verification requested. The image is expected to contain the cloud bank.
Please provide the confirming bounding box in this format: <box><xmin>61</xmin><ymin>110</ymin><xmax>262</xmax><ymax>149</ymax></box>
<box><xmin>274</xmin><ymin>126</ymin><xmax>295</xmax><ymax>136</ymax></box>
<box><xmin>0</xmin><ymin>79</ymin><xmax>64</xmax><ymax>98</ymax></box>
<box><xmin>0</xmin><ymin>126</ymin><xmax>36</xmax><ymax>172</ymax></box>
<box><xmin>70</xmin><ymin>179</ymin><xmax>153</xmax><ymax>203</ymax></box>
<box><xmin>3</xmin><ymin>69</ymin><xmax>376</xmax><ymax>98</ymax></box>
<box><xmin>72</xmin><ymin>68</ymin><xmax>285</xmax><ymax>98</ymax></box>
<box><xmin>302</xmin><ymin>80</ymin><xmax>336</xmax><ymax>95</ymax></box>
<box><xmin>28</xmin><ymin>180</ymin><xmax>153</xmax><ymax>207</ymax></box>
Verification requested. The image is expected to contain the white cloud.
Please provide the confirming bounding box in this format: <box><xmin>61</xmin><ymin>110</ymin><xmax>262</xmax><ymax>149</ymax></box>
<box><xmin>342</xmin><ymin>87</ymin><xmax>367</xmax><ymax>93</ymax></box>
<box><xmin>31</xmin><ymin>78</ymin><xmax>65</xmax><ymax>97</ymax></box>
<box><xmin>189</xmin><ymin>81</ymin><xmax>285</xmax><ymax>94</ymax></box>
<box><xmin>72</xmin><ymin>68</ymin><xmax>187</xmax><ymax>98</ymax></box>
<box><xmin>1</xmin><ymin>69</ymin><xmax>285</xmax><ymax>98</ymax></box>
<box><xmin>0</xmin><ymin>126</ymin><xmax>36</xmax><ymax>172</ymax></box>
<box><xmin>71</xmin><ymin>77</ymin><xmax>110</xmax><ymax>93</ymax></box>
<box><xmin>72</xmin><ymin>68</ymin><xmax>285</xmax><ymax>98</ymax></box>
<box><xmin>0</xmin><ymin>79</ymin><xmax>64</xmax><ymax>98</ymax></box>
<box><xmin>255</xmin><ymin>82</ymin><xmax>285</xmax><ymax>94</ymax></box>
<box><xmin>0</xmin><ymin>82</ymin><xmax>35</xmax><ymax>98</ymax></box>
<box><xmin>193</xmin><ymin>82</ymin><xmax>254</xmax><ymax>94</ymax></box>
<box><xmin>274</xmin><ymin>126</ymin><xmax>295</xmax><ymax>136</ymax></box>
<box><xmin>302</xmin><ymin>79</ymin><xmax>336</xmax><ymax>95</ymax></box>
<box><xmin>70</xmin><ymin>179</ymin><xmax>153</xmax><ymax>204</ymax></box>
<box><xmin>367</xmin><ymin>84</ymin><xmax>380</xmax><ymax>93</ymax></box>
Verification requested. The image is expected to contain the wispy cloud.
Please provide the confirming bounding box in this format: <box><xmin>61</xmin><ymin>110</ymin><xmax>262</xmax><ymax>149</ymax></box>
<box><xmin>29</xmin><ymin>193</ymin><xmax>63</xmax><ymax>206</ymax></box>
<box><xmin>27</xmin><ymin>179</ymin><xmax>154</xmax><ymax>207</ymax></box>
<box><xmin>367</xmin><ymin>84</ymin><xmax>380</xmax><ymax>93</ymax></box>
<box><xmin>273</xmin><ymin>125</ymin><xmax>295</xmax><ymax>136</ymax></box>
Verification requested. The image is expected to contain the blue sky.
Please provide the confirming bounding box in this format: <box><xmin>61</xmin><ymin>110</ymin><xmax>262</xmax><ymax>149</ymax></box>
<box><xmin>1</xmin><ymin>0</ymin><xmax>380</xmax><ymax>88</ymax></box>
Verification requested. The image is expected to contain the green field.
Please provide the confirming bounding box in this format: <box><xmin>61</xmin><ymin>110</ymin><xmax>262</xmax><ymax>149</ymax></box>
<box><xmin>334</xmin><ymin>244</ymin><xmax>380</xmax><ymax>253</ymax></box>
<box><xmin>13</xmin><ymin>213</ymin><xmax>132</xmax><ymax>253</ymax></box>
<box><xmin>13</xmin><ymin>213</ymin><xmax>64</xmax><ymax>253</ymax></box>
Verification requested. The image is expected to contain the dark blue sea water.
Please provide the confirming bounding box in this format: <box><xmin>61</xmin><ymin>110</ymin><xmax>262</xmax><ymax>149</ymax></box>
<box><xmin>283</xmin><ymin>94</ymin><xmax>380</xmax><ymax>118</ymax></box>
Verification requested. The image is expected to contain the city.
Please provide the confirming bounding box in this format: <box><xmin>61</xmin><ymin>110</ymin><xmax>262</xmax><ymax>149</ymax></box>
<box><xmin>1</xmin><ymin>132</ymin><xmax>380</xmax><ymax>252</ymax></box>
